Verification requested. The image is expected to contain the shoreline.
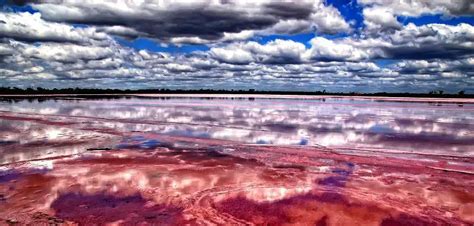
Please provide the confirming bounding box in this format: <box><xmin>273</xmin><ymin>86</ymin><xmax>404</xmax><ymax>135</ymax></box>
<box><xmin>0</xmin><ymin>93</ymin><xmax>473</xmax><ymax>103</ymax></box>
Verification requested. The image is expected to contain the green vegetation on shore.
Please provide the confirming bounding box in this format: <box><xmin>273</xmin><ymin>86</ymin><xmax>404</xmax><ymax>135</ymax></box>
<box><xmin>0</xmin><ymin>87</ymin><xmax>471</xmax><ymax>98</ymax></box>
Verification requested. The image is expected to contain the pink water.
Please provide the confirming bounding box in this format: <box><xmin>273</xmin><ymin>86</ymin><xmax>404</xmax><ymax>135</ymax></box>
<box><xmin>0</xmin><ymin>96</ymin><xmax>473</xmax><ymax>225</ymax></box>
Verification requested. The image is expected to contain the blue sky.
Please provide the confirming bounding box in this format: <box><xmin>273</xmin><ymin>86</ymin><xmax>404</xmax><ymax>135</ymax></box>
<box><xmin>0</xmin><ymin>0</ymin><xmax>473</xmax><ymax>92</ymax></box>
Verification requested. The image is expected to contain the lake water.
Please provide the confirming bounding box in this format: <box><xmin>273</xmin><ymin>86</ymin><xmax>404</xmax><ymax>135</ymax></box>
<box><xmin>0</xmin><ymin>96</ymin><xmax>473</xmax><ymax>225</ymax></box>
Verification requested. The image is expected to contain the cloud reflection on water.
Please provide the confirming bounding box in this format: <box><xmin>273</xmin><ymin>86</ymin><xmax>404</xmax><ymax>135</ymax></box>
<box><xmin>1</xmin><ymin>97</ymin><xmax>473</xmax><ymax>160</ymax></box>
<box><xmin>0</xmin><ymin>97</ymin><xmax>473</xmax><ymax>224</ymax></box>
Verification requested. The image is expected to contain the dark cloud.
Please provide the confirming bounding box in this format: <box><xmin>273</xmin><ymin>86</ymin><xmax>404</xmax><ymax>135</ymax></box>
<box><xmin>33</xmin><ymin>7</ymin><xmax>275</xmax><ymax>42</ymax></box>
<box><xmin>131</xmin><ymin>9</ymin><xmax>276</xmax><ymax>41</ymax></box>
<box><xmin>262</xmin><ymin>2</ymin><xmax>314</xmax><ymax>20</ymax></box>
<box><xmin>384</xmin><ymin>46</ymin><xmax>474</xmax><ymax>60</ymax></box>
<box><xmin>6</xmin><ymin>0</ymin><xmax>350</xmax><ymax>43</ymax></box>
<box><xmin>453</xmin><ymin>0</ymin><xmax>474</xmax><ymax>15</ymax></box>
<box><xmin>7</xmin><ymin>0</ymin><xmax>36</xmax><ymax>5</ymax></box>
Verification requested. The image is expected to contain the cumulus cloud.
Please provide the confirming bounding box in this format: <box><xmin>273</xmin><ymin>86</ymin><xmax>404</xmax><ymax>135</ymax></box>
<box><xmin>0</xmin><ymin>43</ymin><xmax>14</xmax><ymax>55</ymax></box>
<box><xmin>210</xmin><ymin>39</ymin><xmax>306</xmax><ymax>64</ymax></box>
<box><xmin>213</xmin><ymin>22</ymin><xmax>474</xmax><ymax>64</ymax></box>
<box><xmin>0</xmin><ymin>0</ymin><xmax>472</xmax><ymax>93</ymax></box>
<box><xmin>359</xmin><ymin>0</ymin><xmax>474</xmax><ymax>17</ymax></box>
<box><xmin>322</xmin><ymin>23</ymin><xmax>474</xmax><ymax>61</ymax></box>
<box><xmin>393</xmin><ymin>58</ymin><xmax>474</xmax><ymax>78</ymax></box>
<box><xmin>0</xmin><ymin>12</ymin><xmax>108</xmax><ymax>44</ymax></box>
<box><xmin>95</xmin><ymin>26</ymin><xmax>145</xmax><ymax>39</ymax></box>
<box><xmin>382</xmin><ymin>23</ymin><xmax>474</xmax><ymax>59</ymax></box>
<box><xmin>362</xmin><ymin>7</ymin><xmax>401</xmax><ymax>32</ymax></box>
<box><xmin>305</xmin><ymin>37</ymin><xmax>373</xmax><ymax>61</ymax></box>
<box><xmin>360</xmin><ymin>0</ymin><xmax>474</xmax><ymax>32</ymax></box>
<box><xmin>20</xmin><ymin>42</ymin><xmax>117</xmax><ymax>62</ymax></box>
<box><xmin>10</xmin><ymin>0</ymin><xmax>350</xmax><ymax>44</ymax></box>
<box><xmin>309</xmin><ymin>2</ymin><xmax>352</xmax><ymax>34</ymax></box>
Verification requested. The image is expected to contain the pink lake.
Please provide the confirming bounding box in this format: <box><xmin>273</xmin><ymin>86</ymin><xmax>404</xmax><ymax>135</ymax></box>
<box><xmin>0</xmin><ymin>96</ymin><xmax>473</xmax><ymax>225</ymax></box>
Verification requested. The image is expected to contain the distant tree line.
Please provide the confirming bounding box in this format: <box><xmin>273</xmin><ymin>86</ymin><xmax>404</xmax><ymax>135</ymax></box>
<box><xmin>0</xmin><ymin>87</ymin><xmax>471</xmax><ymax>98</ymax></box>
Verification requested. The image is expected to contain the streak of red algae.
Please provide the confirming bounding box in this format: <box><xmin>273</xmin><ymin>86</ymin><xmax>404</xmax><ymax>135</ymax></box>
<box><xmin>51</xmin><ymin>193</ymin><xmax>192</xmax><ymax>225</ymax></box>
<box><xmin>0</xmin><ymin>97</ymin><xmax>473</xmax><ymax>225</ymax></box>
<box><xmin>214</xmin><ymin>192</ymin><xmax>437</xmax><ymax>225</ymax></box>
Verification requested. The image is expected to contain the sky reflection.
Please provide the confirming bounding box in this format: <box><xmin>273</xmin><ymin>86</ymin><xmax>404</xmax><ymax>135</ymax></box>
<box><xmin>1</xmin><ymin>97</ymin><xmax>473</xmax><ymax>161</ymax></box>
<box><xmin>0</xmin><ymin>96</ymin><xmax>473</xmax><ymax>225</ymax></box>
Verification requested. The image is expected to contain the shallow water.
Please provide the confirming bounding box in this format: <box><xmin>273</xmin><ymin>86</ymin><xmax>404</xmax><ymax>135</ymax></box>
<box><xmin>0</xmin><ymin>96</ymin><xmax>473</xmax><ymax>225</ymax></box>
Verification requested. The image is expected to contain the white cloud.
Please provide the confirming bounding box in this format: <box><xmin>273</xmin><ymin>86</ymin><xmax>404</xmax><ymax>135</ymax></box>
<box><xmin>165</xmin><ymin>63</ymin><xmax>196</xmax><ymax>73</ymax></box>
<box><xmin>0</xmin><ymin>12</ymin><xmax>108</xmax><ymax>44</ymax></box>
<box><xmin>210</xmin><ymin>39</ymin><xmax>306</xmax><ymax>64</ymax></box>
<box><xmin>304</xmin><ymin>37</ymin><xmax>372</xmax><ymax>61</ymax></box>
<box><xmin>362</xmin><ymin>7</ymin><xmax>401</xmax><ymax>32</ymax></box>
<box><xmin>210</xmin><ymin>47</ymin><xmax>255</xmax><ymax>65</ymax></box>
<box><xmin>21</xmin><ymin>42</ymin><xmax>116</xmax><ymax>62</ymax></box>
<box><xmin>309</xmin><ymin>2</ymin><xmax>352</xmax><ymax>34</ymax></box>
<box><xmin>170</xmin><ymin>37</ymin><xmax>210</xmax><ymax>45</ymax></box>
<box><xmin>24</xmin><ymin>66</ymin><xmax>44</xmax><ymax>73</ymax></box>
<box><xmin>359</xmin><ymin>0</ymin><xmax>474</xmax><ymax>17</ymax></box>
<box><xmin>360</xmin><ymin>0</ymin><xmax>474</xmax><ymax>32</ymax></box>
<box><xmin>220</xmin><ymin>30</ymin><xmax>256</xmax><ymax>42</ymax></box>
